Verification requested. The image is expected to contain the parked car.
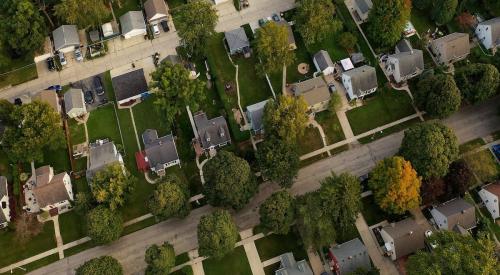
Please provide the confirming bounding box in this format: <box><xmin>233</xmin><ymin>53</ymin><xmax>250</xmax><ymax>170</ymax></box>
<box><xmin>47</xmin><ymin>57</ymin><xmax>56</xmax><ymax>71</ymax></box>
<box><xmin>93</xmin><ymin>76</ymin><xmax>104</xmax><ymax>96</ymax></box>
<box><xmin>160</xmin><ymin>20</ymin><xmax>170</xmax><ymax>32</ymax></box>
<box><xmin>84</xmin><ymin>90</ymin><xmax>94</xmax><ymax>104</ymax></box>
<box><xmin>258</xmin><ymin>18</ymin><xmax>267</xmax><ymax>26</ymax></box>
<box><xmin>328</xmin><ymin>83</ymin><xmax>337</xmax><ymax>93</ymax></box>
<box><xmin>58</xmin><ymin>52</ymin><xmax>67</xmax><ymax>66</ymax></box>
<box><xmin>272</xmin><ymin>13</ymin><xmax>280</xmax><ymax>22</ymax></box>
<box><xmin>152</xmin><ymin>24</ymin><xmax>160</xmax><ymax>36</ymax></box>
<box><xmin>74</xmin><ymin>48</ymin><xmax>83</xmax><ymax>62</ymax></box>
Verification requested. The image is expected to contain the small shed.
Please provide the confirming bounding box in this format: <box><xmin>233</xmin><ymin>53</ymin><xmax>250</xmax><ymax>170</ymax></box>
<box><xmin>52</xmin><ymin>25</ymin><xmax>80</xmax><ymax>53</ymax></box>
<box><xmin>225</xmin><ymin>27</ymin><xmax>250</xmax><ymax>55</ymax></box>
<box><xmin>313</xmin><ymin>50</ymin><xmax>335</xmax><ymax>75</ymax></box>
<box><xmin>120</xmin><ymin>11</ymin><xmax>147</xmax><ymax>39</ymax></box>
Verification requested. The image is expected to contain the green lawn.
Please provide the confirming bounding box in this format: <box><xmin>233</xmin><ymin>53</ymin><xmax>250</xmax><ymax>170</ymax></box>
<box><xmin>346</xmin><ymin>89</ymin><xmax>415</xmax><ymax>135</ymax></box>
<box><xmin>121</xmin><ymin>216</ymin><xmax>157</xmax><ymax>236</ymax></box>
<box><xmin>297</xmin><ymin>126</ymin><xmax>324</xmax><ymax>155</ymax></box>
<box><xmin>306</xmin><ymin>30</ymin><xmax>349</xmax><ymax>61</ymax></box>
<box><xmin>63</xmin><ymin>241</ymin><xmax>97</xmax><ymax>257</ymax></box>
<box><xmin>39</xmin><ymin>145</ymin><xmax>71</xmax><ymax>174</ymax></box>
<box><xmin>361</xmin><ymin>196</ymin><xmax>386</xmax><ymax>226</ymax></box>
<box><xmin>0</xmin><ymin>150</ymin><xmax>12</xmax><ymax>181</ymax></box>
<box><xmin>175</xmin><ymin>252</ymin><xmax>190</xmax><ymax>265</ymax></box>
<box><xmin>254</xmin><ymin>230</ymin><xmax>308</xmax><ymax>262</ymax></box>
<box><xmin>112</xmin><ymin>0</ymin><xmax>142</xmax><ymax>19</ymax></box>
<box><xmin>357</xmin><ymin>117</ymin><xmax>421</xmax><ymax>144</ymax></box>
<box><xmin>132</xmin><ymin>96</ymin><xmax>170</xmax><ymax>147</ymax></box>
<box><xmin>2</xmin><ymin>253</ymin><xmax>59</xmax><ymax>275</ymax></box>
<box><xmin>234</xmin><ymin>55</ymin><xmax>274</xmax><ymax>107</ymax></box>
<box><xmin>315</xmin><ymin>111</ymin><xmax>345</xmax><ymax>145</ymax></box>
<box><xmin>0</xmin><ymin>45</ymin><xmax>37</xmax><ymax>89</ymax></box>
<box><xmin>410</xmin><ymin>8</ymin><xmax>436</xmax><ymax>35</ymax></box>
<box><xmin>166</xmin><ymin>0</ymin><xmax>186</xmax><ymax>9</ymax></box>
<box><xmin>86</xmin><ymin>104</ymin><xmax>122</xmax><ymax>145</ymax></box>
<box><xmin>68</xmin><ymin>119</ymin><xmax>86</xmax><ymax>146</ymax></box>
<box><xmin>268</xmin><ymin>71</ymin><xmax>282</xmax><ymax>96</ymax></box>
<box><xmin>203</xmin><ymin>246</ymin><xmax>252</xmax><ymax>275</ymax></box>
<box><xmin>192</xmin><ymin>58</ymin><xmax>225</xmax><ymax>118</ymax></box>
<box><xmin>287</xmin><ymin>28</ymin><xmax>314</xmax><ymax>84</ymax></box>
<box><xmin>459</xmin><ymin>138</ymin><xmax>486</xmax><ymax>154</ymax></box>
<box><xmin>58</xmin><ymin>212</ymin><xmax>86</xmax><ymax>244</ymax></box>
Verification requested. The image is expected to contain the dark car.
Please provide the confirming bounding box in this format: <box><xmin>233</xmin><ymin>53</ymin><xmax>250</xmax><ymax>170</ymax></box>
<box><xmin>47</xmin><ymin>57</ymin><xmax>56</xmax><ymax>71</ymax></box>
<box><xmin>84</xmin><ymin>90</ymin><xmax>94</xmax><ymax>104</ymax></box>
<box><xmin>161</xmin><ymin>20</ymin><xmax>170</xmax><ymax>32</ymax></box>
<box><xmin>272</xmin><ymin>13</ymin><xmax>280</xmax><ymax>22</ymax></box>
<box><xmin>93</xmin><ymin>76</ymin><xmax>104</xmax><ymax>96</ymax></box>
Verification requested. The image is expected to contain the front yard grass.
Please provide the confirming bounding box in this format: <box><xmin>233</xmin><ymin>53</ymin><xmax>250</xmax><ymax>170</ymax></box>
<box><xmin>297</xmin><ymin>126</ymin><xmax>324</xmax><ymax>155</ymax></box>
<box><xmin>357</xmin><ymin>117</ymin><xmax>421</xmax><ymax>144</ymax></box>
<box><xmin>346</xmin><ymin>89</ymin><xmax>415</xmax><ymax>135</ymax></box>
<box><xmin>203</xmin><ymin>246</ymin><xmax>252</xmax><ymax>275</ymax></box>
<box><xmin>361</xmin><ymin>195</ymin><xmax>386</xmax><ymax>226</ymax></box>
<box><xmin>459</xmin><ymin>138</ymin><xmax>486</xmax><ymax>154</ymax></box>
<box><xmin>3</xmin><ymin>253</ymin><xmax>59</xmax><ymax>275</ymax></box>
<box><xmin>59</xmin><ymin>211</ymin><xmax>86</xmax><ymax>244</ymax></box>
<box><xmin>315</xmin><ymin>111</ymin><xmax>345</xmax><ymax>145</ymax></box>
<box><xmin>254</xmin><ymin>229</ymin><xmax>308</xmax><ymax>262</ymax></box>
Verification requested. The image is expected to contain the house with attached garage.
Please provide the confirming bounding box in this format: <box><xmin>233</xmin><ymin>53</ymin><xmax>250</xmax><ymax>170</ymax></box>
<box><xmin>387</xmin><ymin>39</ymin><xmax>424</xmax><ymax>83</ymax></box>
<box><xmin>120</xmin><ymin>11</ymin><xmax>147</xmax><ymax>39</ymax></box>
<box><xmin>193</xmin><ymin>111</ymin><xmax>231</xmax><ymax>154</ymax></box>
<box><xmin>475</xmin><ymin>17</ymin><xmax>500</xmax><ymax>51</ymax></box>
<box><xmin>64</xmin><ymin>88</ymin><xmax>87</xmax><ymax>118</ymax></box>
<box><xmin>430</xmin><ymin>198</ymin><xmax>477</xmax><ymax>234</ymax></box>
<box><xmin>328</xmin><ymin>238</ymin><xmax>371</xmax><ymax>275</ymax></box>
<box><xmin>0</xmin><ymin>176</ymin><xmax>10</xmax><ymax>229</ymax></box>
<box><xmin>313</xmin><ymin>50</ymin><xmax>335</xmax><ymax>75</ymax></box>
<box><xmin>86</xmin><ymin>139</ymin><xmax>125</xmax><ymax>182</ymax></box>
<box><xmin>225</xmin><ymin>27</ymin><xmax>250</xmax><ymax>55</ymax></box>
<box><xmin>478</xmin><ymin>182</ymin><xmax>500</xmax><ymax>219</ymax></box>
<box><xmin>112</xmin><ymin>68</ymin><xmax>150</xmax><ymax>107</ymax></box>
<box><xmin>144</xmin><ymin>0</ymin><xmax>169</xmax><ymax>25</ymax></box>
<box><xmin>430</xmin><ymin>33</ymin><xmax>470</xmax><ymax>65</ymax></box>
<box><xmin>291</xmin><ymin>77</ymin><xmax>331</xmax><ymax>113</ymax></box>
<box><xmin>246</xmin><ymin>100</ymin><xmax>269</xmax><ymax>135</ymax></box>
<box><xmin>342</xmin><ymin>65</ymin><xmax>377</xmax><ymax>100</ymax></box>
<box><xmin>380</xmin><ymin>218</ymin><xmax>427</xmax><ymax>261</ymax></box>
<box><xmin>137</xmin><ymin>129</ymin><xmax>180</xmax><ymax>177</ymax></box>
<box><xmin>52</xmin><ymin>25</ymin><xmax>80</xmax><ymax>53</ymax></box>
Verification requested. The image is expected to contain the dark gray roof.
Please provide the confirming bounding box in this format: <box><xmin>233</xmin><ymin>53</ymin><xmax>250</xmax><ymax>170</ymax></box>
<box><xmin>350</xmin><ymin>52</ymin><xmax>365</xmax><ymax>64</ymax></box>
<box><xmin>276</xmin><ymin>252</ymin><xmax>313</xmax><ymax>275</ymax></box>
<box><xmin>354</xmin><ymin>0</ymin><xmax>372</xmax><ymax>14</ymax></box>
<box><xmin>395</xmin><ymin>39</ymin><xmax>413</xmax><ymax>53</ymax></box>
<box><xmin>86</xmin><ymin>140</ymin><xmax>122</xmax><ymax>180</ymax></box>
<box><xmin>434</xmin><ymin>198</ymin><xmax>476</xmax><ymax>230</ymax></box>
<box><xmin>142</xmin><ymin>129</ymin><xmax>179</xmax><ymax>170</ymax></box>
<box><xmin>382</xmin><ymin>218</ymin><xmax>426</xmax><ymax>259</ymax></box>
<box><xmin>313</xmin><ymin>50</ymin><xmax>334</xmax><ymax>71</ymax></box>
<box><xmin>52</xmin><ymin>25</ymin><xmax>80</xmax><ymax>51</ymax></box>
<box><xmin>144</xmin><ymin>0</ymin><xmax>168</xmax><ymax>22</ymax></box>
<box><xmin>478</xmin><ymin>17</ymin><xmax>500</xmax><ymax>47</ymax></box>
<box><xmin>194</xmin><ymin>112</ymin><xmax>231</xmax><ymax>150</ymax></box>
<box><xmin>89</xmin><ymin>30</ymin><xmax>100</xmax><ymax>42</ymax></box>
<box><xmin>225</xmin><ymin>27</ymin><xmax>250</xmax><ymax>52</ymax></box>
<box><xmin>112</xmin><ymin>69</ymin><xmax>149</xmax><ymax>102</ymax></box>
<box><xmin>389</xmin><ymin>49</ymin><xmax>424</xmax><ymax>77</ymax></box>
<box><xmin>342</xmin><ymin>65</ymin><xmax>377</xmax><ymax>96</ymax></box>
<box><xmin>246</xmin><ymin>100</ymin><xmax>268</xmax><ymax>132</ymax></box>
<box><xmin>329</xmin><ymin>238</ymin><xmax>371</xmax><ymax>274</ymax></box>
<box><xmin>64</xmin><ymin>88</ymin><xmax>85</xmax><ymax>112</ymax></box>
<box><xmin>0</xmin><ymin>176</ymin><xmax>7</xmax><ymax>199</ymax></box>
<box><xmin>120</xmin><ymin>11</ymin><xmax>146</xmax><ymax>34</ymax></box>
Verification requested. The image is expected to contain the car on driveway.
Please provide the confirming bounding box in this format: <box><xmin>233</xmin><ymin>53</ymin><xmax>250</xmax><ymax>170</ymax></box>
<box><xmin>47</xmin><ymin>57</ymin><xmax>56</xmax><ymax>71</ymax></box>
<box><xmin>152</xmin><ymin>24</ymin><xmax>160</xmax><ymax>36</ymax></box>
<box><xmin>272</xmin><ymin>13</ymin><xmax>280</xmax><ymax>22</ymax></box>
<box><xmin>84</xmin><ymin>90</ymin><xmax>94</xmax><ymax>104</ymax></box>
<box><xmin>58</xmin><ymin>52</ymin><xmax>67</xmax><ymax>66</ymax></box>
<box><xmin>93</xmin><ymin>76</ymin><xmax>104</xmax><ymax>96</ymax></box>
<box><xmin>161</xmin><ymin>20</ymin><xmax>169</xmax><ymax>32</ymax></box>
<box><xmin>74</xmin><ymin>48</ymin><xmax>83</xmax><ymax>62</ymax></box>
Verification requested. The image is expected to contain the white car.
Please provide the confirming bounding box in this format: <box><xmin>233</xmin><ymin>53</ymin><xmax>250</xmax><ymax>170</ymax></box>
<box><xmin>152</xmin><ymin>24</ymin><xmax>160</xmax><ymax>36</ymax></box>
<box><xmin>74</xmin><ymin>48</ymin><xmax>83</xmax><ymax>62</ymax></box>
<box><xmin>58</xmin><ymin>52</ymin><xmax>67</xmax><ymax>66</ymax></box>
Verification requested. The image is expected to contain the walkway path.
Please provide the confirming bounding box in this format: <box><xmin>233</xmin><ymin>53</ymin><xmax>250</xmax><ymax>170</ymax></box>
<box><xmin>52</xmin><ymin>216</ymin><xmax>64</xmax><ymax>260</ymax></box>
<box><xmin>310</xmin><ymin>119</ymin><xmax>331</xmax><ymax>156</ymax></box>
<box><xmin>306</xmin><ymin>247</ymin><xmax>325</xmax><ymax>275</ymax></box>
<box><xmin>240</xmin><ymin>229</ymin><xmax>265</xmax><ymax>275</ymax></box>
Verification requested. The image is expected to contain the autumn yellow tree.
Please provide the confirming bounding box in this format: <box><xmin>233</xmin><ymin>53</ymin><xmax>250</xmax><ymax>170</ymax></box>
<box><xmin>368</xmin><ymin>156</ymin><xmax>421</xmax><ymax>214</ymax></box>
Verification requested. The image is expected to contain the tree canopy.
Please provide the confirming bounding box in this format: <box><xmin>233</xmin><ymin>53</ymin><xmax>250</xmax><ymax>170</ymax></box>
<box><xmin>413</xmin><ymin>0</ymin><xmax>431</xmax><ymax>10</ymax></box>
<box><xmin>203</xmin><ymin>151</ymin><xmax>257</xmax><ymax>210</ymax></box>
<box><xmin>91</xmin><ymin>163</ymin><xmax>136</xmax><ymax>211</ymax></box>
<box><xmin>151</xmin><ymin>61</ymin><xmax>206</xmax><ymax>127</ymax></box>
<box><xmin>54</xmin><ymin>0</ymin><xmax>110</xmax><ymax>29</ymax></box>
<box><xmin>431</xmin><ymin>0</ymin><xmax>458</xmax><ymax>25</ymax></box>
<box><xmin>2</xmin><ymin>101</ymin><xmax>65</xmax><ymax>162</ymax></box>
<box><xmin>338</xmin><ymin>32</ymin><xmax>358</xmax><ymax>52</ymax></box>
<box><xmin>257</xmin><ymin>137</ymin><xmax>299</xmax><ymax>188</ymax></box>
<box><xmin>369</xmin><ymin>157</ymin><xmax>421</xmax><ymax>214</ymax></box>
<box><xmin>399</xmin><ymin>122</ymin><xmax>459</xmax><ymax>180</ymax></box>
<box><xmin>86</xmin><ymin>206</ymin><xmax>123</xmax><ymax>244</ymax></box>
<box><xmin>407</xmin><ymin>231</ymin><xmax>500</xmax><ymax>275</ymax></box>
<box><xmin>148</xmin><ymin>177</ymin><xmax>190</xmax><ymax>219</ymax></box>
<box><xmin>259</xmin><ymin>191</ymin><xmax>296</xmax><ymax>234</ymax></box>
<box><xmin>174</xmin><ymin>0</ymin><xmax>218</xmax><ymax>56</ymax></box>
<box><xmin>255</xmin><ymin>21</ymin><xmax>296</xmax><ymax>74</ymax></box>
<box><xmin>367</xmin><ymin>0</ymin><xmax>411</xmax><ymax>48</ymax></box>
<box><xmin>197</xmin><ymin>209</ymin><xmax>238</xmax><ymax>259</ymax></box>
<box><xmin>145</xmin><ymin>242</ymin><xmax>176</xmax><ymax>275</ymax></box>
<box><xmin>263</xmin><ymin>96</ymin><xmax>309</xmax><ymax>144</ymax></box>
<box><xmin>485</xmin><ymin>0</ymin><xmax>500</xmax><ymax>17</ymax></box>
<box><xmin>0</xmin><ymin>99</ymin><xmax>14</xmax><ymax>125</ymax></box>
<box><xmin>445</xmin><ymin>160</ymin><xmax>474</xmax><ymax>196</ymax></box>
<box><xmin>414</xmin><ymin>72</ymin><xmax>461</xmax><ymax>118</ymax></box>
<box><xmin>76</xmin><ymin>256</ymin><xmax>123</xmax><ymax>275</ymax></box>
<box><xmin>455</xmin><ymin>63</ymin><xmax>500</xmax><ymax>104</ymax></box>
<box><xmin>294</xmin><ymin>0</ymin><xmax>342</xmax><ymax>46</ymax></box>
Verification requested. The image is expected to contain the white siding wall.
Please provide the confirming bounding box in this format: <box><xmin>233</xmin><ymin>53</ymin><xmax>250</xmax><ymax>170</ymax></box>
<box><xmin>479</xmin><ymin>189</ymin><xmax>500</xmax><ymax>219</ymax></box>
<box><xmin>380</xmin><ymin>230</ymin><xmax>397</xmax><ymax>261</ymax></box>
<box><xmin>475</xmin><ymin>25</ymin><xmax>493</xmax><ymax>49</ymax></box>
<box><xmin>342</xmin><ymin>74</ymin><xmax>354</xmax><ymax>100</ymax></box>
<box><xmin>431</xmin><ymin>209</ymin><xmax>449</xmax><ymax>230</ymax></box>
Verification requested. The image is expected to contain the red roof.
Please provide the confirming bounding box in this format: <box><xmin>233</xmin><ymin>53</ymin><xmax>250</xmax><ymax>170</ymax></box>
<box><xmin>135</xmin><ymin>151</ymin><xmax>149</xmax><ymax>172</ymax></box>
<box><xmin>484</xmin><ymin>182</ymin><xmax>500</xmax><ymax>197</ymax></box>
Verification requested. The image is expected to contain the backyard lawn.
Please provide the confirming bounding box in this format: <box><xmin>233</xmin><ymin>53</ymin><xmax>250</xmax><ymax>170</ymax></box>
<box><xmin>86</xmin><ymin>104</ymin><xmax>122</xmax><ymax>145</ymax></box>
<box><xmin>131</xmin><ymin>96</ymin><xmax>170</xmax><ymax>147</ymax></box>
<box><xmin>286</xmin><ymin>28</ymin><xmax>314</xmax><ymax>84</ymax></box>
<box><xmin>112</xmin><ymin>0</ymin><xmax>142</xmax><ymax>19</ymax></box>
<box><xmin>68</xmin><ymin>120</ymin><xmax>86</xmax><ymax>146</ymax></box>
<box><xmin>203</xmin><ymin>246</ymin><xmax>252</xmax><ymax>275</ymax></box>
<box><xmin>361</xmin><ymin>196</ymin><xmax>387</xmax><ymax>226</ymax></box>
<box><xmin>40</xmin><ymin>146</ymin><xmax>71</xmax><ymax>174</ymax></box>
<box><xmin>346</xmin><ymin>89</ymin><xmax>415</xmax><ymax>135</ymax></box>
<box><xmin>254</xmin><ymin>230</ymin><xmax>308</xmax><ymax>262</ymax></box>
<box><xmin>306</xmin><ymin>29</ymin><xmax>349</xmax><ymax>61</ymax></box>
<box><xmin>234</xmin><ymin>55</ymin><xmax>274</xmax><ymax>108</ymax></box>
<box><xmin>297</xmin><ymin>126</ymin><xmax>324</xmax><ymax>155</ymax></box>
<box><xmin>315</xmin><ymin>111</ymin><xmax>345</xmax><ymax>145</ymax></box>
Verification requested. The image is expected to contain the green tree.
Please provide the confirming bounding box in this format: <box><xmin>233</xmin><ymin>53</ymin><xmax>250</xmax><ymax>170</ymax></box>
<box><xmin>0</xmin><ymin>99</ymin><xmax>14</xmax><ymax>125</ymax></box>
<box><xmin>445</xmin><ymin>160</ymin><xmax>474</xmax><ymax>196</ymax></box>
<box><xmin>414</xmin><ymin>73</ymin><xmax>461</xmax><ymax>118</ymax></box>
<box><xmin>455</xmin><ymin>63</ymin><xmax>500</xmax><ymax>104</ymax></box>
<box><xmin>369</xmin><ymin>157</ymin><xmax>421</xmax><ymax>214</ymax></box>
<box><xmin>203</xmin><ymin>151</ymin><xmax>257</xmax><ymax>210</ymax></box>
<box><xmin>91</xmin><ymin>163</ymin><xmax>136</xmax><ymax>211</ymax></box>
<box><xmin>54</xmin><ymin>0</ymin><xmax>110</xmax><ymax>29</ymax></box>
<box><xmin>413</xmin><ymin>0</ymin><xmax>431</xmax><ymax>10</ymax></box>
<box><xmin>407</xmin><ymin>231</ymin><xmax>500</xmax><ymax>275</ymax></box>
<box><xmin>197</xmin><ymin>209</ymin><xmax>238</xmax><ymax>259</ymax></box>
<box><xmin>432</xmin><ymin>0</ymin><xmax>458</xmax><ymax>25</ymax></box>
<box><xmin>174</xmin><ymin>0</ymin><xmax>218</xmax><ymax>56</ymax></box>
<box><xmin>399</xmin><ymin>122</ymin><xmax>459</xmax><ymax>180</ymax></box>
<box><xmin>0</xmin><ymin>0</ymin><xmax>46</xmax><ymax>55</ymax></box>
<box><xmin>148</xmin><ymin>177</ymin><xmax>190</xmax><ymax>219</ymax></box>
<box><xmin>86</xmin><ymin>206</ymin><xmax>123</xmax><ymax>244</ymax></box>
<box><xmin>367</xmin><ymin>0</ymin><xmax>411</xmax><ymax>48</ymax></box>
<box><xmin>74</xmin><ymin>192</ymin><xmax>96</xmax><ymax>214</ymax></box>
<box><xmin>294</xmin><ymin>0</ymin><xmax>342</xmax><ymax>46</ymax></box>
<box><xmin>257</xmin><ymin>138</ymin><xmax>299</xmax><ymax>188</ymax></box>
<box><xmin>329</xmin><ymin>92</ymin><xmax>342</xmax><ymax>113</ymax></box>
<box><xmin>259</xmin><ymin>191</ymin><xmax>296</xmax><ymax>234</ymax></box>
<box><xmin>338</xmin><ymin>32</ymin><xmax>358</xmax><ymax>52</ymax></box>
<box><xmin>151</xmin><ymin>61</ymin><xmax>206</xmax><ymax>127</ymax></box>
<box><xmin>255</xmin><ymin>22</ymin><xmax>296</xmax><ymax>74</ymax></box>
<box><xmin>76</xmin><ymin>256</ymin><xmax>123</xmax><ymax>275</ymax></box>
<box><xmin>484</xmin><ymin>0</ymin><xmax>500</xmax><ymax>17</ymax></box>
<box><xmin>2</xmin><ymin>101</ymin><xmax>65</xmax><ymax>162</ymax></box>
<box><xmin>145</xmin><ymin>242</ymin><xmax>176</xmax><ymax>275</ymax></box>
<box><xmin>263</xmin><ymin>96</ymin><xmax>309</xmax><ymax>144</ymax></box>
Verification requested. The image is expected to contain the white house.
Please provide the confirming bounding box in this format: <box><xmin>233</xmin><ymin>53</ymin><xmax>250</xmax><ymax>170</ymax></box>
<box><xmin>144</xmin><ymin>0</ymin><xmax>169</xmax><ymax>25</ymax></box>
<box><xmin>387</xmin><ymin>40</ymin><xmax>424</xmax><ymax>83</ymax></box>
<box><xmin>380</xmin><ymin>218</ymin><xmax>426</xmax><ymax>261</ymax></box>
<box><xmin>313</xmin><ymin>50</ymin><xmax>335</xmax><ymax>75</ymax></box>
<box><xmin>0</xmin><ymin>176</ymin><xmax>10</xmax><ymax>229</ymax></box>
<box><xmin>120</xmin><ymin>11</ymin><xmax>147</xmax><ymax>39</ymax></box>
<box><xmin>478</xmin><ymin>182</ymin><xmax>500</xmax><ymax>220</ymax></box>
<box><xmin>475</xmin><ymin>17</ymin><xmax>500</xmax><ymax>51</ymax></box>
<box><xmin>64</xmin><ymin>88</ymin><xmax>87</xmax><ymax>118</ymax></box>
<box><xmin>341</xmin><ymin>65</ymin><xmax>377</xmax><ymax>100</ymax></box>
<box><xmin>430</xmin><ymin>198</ymin><xmax>477</xmax><ymax>234</ymax></box>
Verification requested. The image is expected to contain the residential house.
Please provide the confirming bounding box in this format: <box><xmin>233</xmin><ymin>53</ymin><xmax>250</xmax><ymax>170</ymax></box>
<box><xmin>479</xmin><ymin>182</ymin><xmax>500</xmax><ymax>219</ymax></box>
<box><xmin>246</xmin><ymin>100</ymin><xmax>269</xmax><ymax>135</ymax></box>
<box><xmin>328</xmin><ymin>238</ymin><xmax>371</xmax><ymax>275</ymax></box>
<box><xmin>225</xmin><ymin>27</ymin><xmax>250</xmax><ymax>55</ymax></box>
<box><xmin>33</xmin><ymin>90</ymin><xmax>61</xmax><ymax>114</ymax></box>
<box><xmin>52</xmin><ymin>25</ymin><xmax>80</xmax><ymax>53</ymax></box>
<box><xmin>144</xmin><ymin>0</ymin><xmax>169</xmax><ymax>25</ymax></box>
<box><xmin>430</xmin><ymin>198</ymin><xmax>477</xmax><ymax>234</ymax></box>
<box><xmin>276</xmin><ymin>21</ymin><xmax>297</xmax><ymax>50</ymax></box>
<box><xmin>139</xmin><ymin>129</ymin><xmax>180</xmax><ymax>176</ymax></box>
<box><xmin>352</xmin><ymin>0</ymin><xmax>373</xmax><ymax>23</ymax></box>
<box><xmin>430</xmin><ymin>33</ymin><xmax>470</xmax><ymax>65</ymax></box>
<box><xmin>86</xmin><ymin>139</ymin><xmax>125</xmax><ymax>181</ymax></box>
<box><xmin>111</xmin><ymin>68</ymin><xmax>149</xmax><ymax>107</ymax></box>
<box><xmin>475</xmin><ymin>17</ymin><xmax>500</xmax><ymax>51</ymax></box>
<box><xmin>387</xmin><ymin>40</ymin><xmax>424</xmax><ymax>83</ymax></box>
<box><xmin>25</xmin><ymin>166</ymin><xmax>73</xmax><ymax>216</ymax></box>
<box><xmin>275</xmin><ymin>252</ymin><xmax>313</xmax><ymax>275</ymax></box>
<box><xmin>0</xmin><ymin>176</ymin><xmax>10</xmax><ymax>229</ymax></box>
<box><xmin>341</xmin><ymin>65</ymin><xmax>377</xmax><ymax>100</ymax></box>
<box><xmin>64</xmin><ymin>88</ymin><xmax>87</xmax><ymax>118</ymax></box>
<box><xmin>313</xmin><ymin>50</ymin><xmax>335</xmax><ymax>75</ymax></box>
<box><xmin>291</xmin><ymin>77</ymin><xmax>331</xmax><ymax>113</ymax></box>
<box><xmin>395</xmin><ymin>39</ymin><xmax>413</xmax><ymax>54</ymax></box>
<box><xmin>380</xmin><ymin>218</ymin><xmax>426</xmax><ymax>261</ymax></box>
<box><xmin>120</xmin><ymin>11</ymin><xmax>147</xmax><ymax>39</ymax></box>
<box><xmin>193</xmin><ymin>112</ymin><xmax>231</xmax><ymax>152</ymax></box>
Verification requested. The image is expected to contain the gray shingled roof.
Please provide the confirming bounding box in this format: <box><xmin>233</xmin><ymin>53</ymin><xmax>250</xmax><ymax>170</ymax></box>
<box><xmin>313</xmin><ymin>50</ymin><xmax>334</xmax><ymax>71</ymax></box>
<box><xmin>431</xmin><ymin>33</ymin><xmax>470</xmax><ymax>62</ymax></box>
<box><xmin>194</xmin><ymin>112</ymin><xmax>231</xmax><ymax>150</ymax></box>
<box><xmin>354</xmin><ymin>0</ymin><xmax>372</xmax><ymax>14</ymax></box>
<box><xmin>276</xmin><ymin>252</ymin><xmax>313</xmax><ymax>275</ymax></box>
<box><xmin>342</xmin><ymin>65</ymin><xmax>377</xmax><ymax>97</ymax></box>
<box><xmin>382</xmin><ymin>218</ymin><xmax>426</xmax><ymax>259</ymax></box>
<box><xmin>395</xmin><ymin>39</ymin><xmax>413</xmax><ymax>53</ymax></box>
<box><xmin>329</xmin><ymin>238</ymin><xmax>371</xmax><ymax>274</ymax></box>
<box><xmin>142</xmin><ymin>129</ymin><xmax>179</xmax><ymax>170</ymax></box>
<box><xmin>292</xmin><ymin>77</ymin><xmax>331</xmax><ymax>107</ymax></box>
<box><xmin>246</xmin><ymin>100</ymin><xmax>269</xmax><ymax>133</ymax></box>
<box><xmin>64</xmin><ymin>88</ymin><xmax>85</xmax><ymax>113</ymax></box>
<box><xmin>112</xmin><ymin>69</ymin><xmax>149</xmax><ymax>102</ymax></box>
<box><xmin>389</xmin><ymin>49</ymin><xmax>424</xmax><ymax>77</ymax></box>
<box><xmin>120</xmin><ymin>11</ymin><xmax>146</xmax><ymax>35</ymax></box>
<box><xmin>52</xmin><ymin>25</ymin><xmax>80</xmax><ymax>51</ymax></box>
<box><xmin>225</xmin><ymin>27</ymin><xmax>250</xmax><ymax>53</ymax></box>
<box><xmin>478</xmin><ymin>17</ymin><xmax>500</xmax><ymax>47</ymax></box>
<box><xmin>0</xmin><ymin>176</ymin><xmax>7</xmax><ymax>198</ymax></box>
<box><xmin>86</xmin><ymin>141</ymin><xmax>122</xmax><ymax>180</ymax></box>
<box><xmin>434</xmin><ymin>198</ymin><xmax>476</xmax><ymax>231</ymax></box>
<box><xmin>144</xmin><ymin>0</ymin><xmax>168</xmax><ymax>22</ymax></box>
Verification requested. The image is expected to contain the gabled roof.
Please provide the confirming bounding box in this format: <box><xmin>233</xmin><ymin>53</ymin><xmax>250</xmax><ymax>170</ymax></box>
<box><xmin>276</xmin><ymin>21</ymin><xmax>296</xmax><ymax>46</ymax></box>
<box><xmin>144</xmin><ymin>0</ymin><xmax>168</xmax><ymax>22</ymax></box>
<box><xmin>111</xmin><ymin>69</ymin><xmax>149</xmax><ymax>102</ymax></box>
<box><xmin>276</xmin><ymin>252</ymin><xmax>313</xmax><ymax>275</ymax></box>
<box><xmin>64</xmin><ymin>88</ymin><xmax>85</xmax><ymax>112</ymax></box>
<box><xmin>329</xmin><ymin>238</ymin><xmax>371</xmax><ymax>274</ymax></box>
<box><xmin>434</xmin><ymin>198</ymin><xmax>476</xmax><ymax>230</ymax></box>
<box><xmin>0</xmin><ymin>176</ymin><xmax>7</xmax><ymax>198</ymax></box>
<box><xmin>354</xmin><ymin>0</ymin><xmax>373</xmax><ymax>14</ymax></box>
<box><xmin>342</xmin><ymin>65</ymin><xmax>377</xmax><ymax>96</ymax></box>
<box><xmin>225</xmin><ymin>27</ymin><xmax>250</xmax><ymax>52</ymax></box>
<box><xmin>194</xmin><ymin>112</ymin><xmax>231</xmax><ymax>150</ymax></box>
<box><xmin>389</xmin><ymin>49</ymin><xmax>424</xmax><ymax>77</ymax></box>
<box><xmin>142</xmin><ymin>129</ymin><xmax>179</xmax><ymax>169</ymax></box>
<box><xmin>87</xmin><ymin>140</ymin><xmax>122</xmax><ymax>180</ymax></box>
<box><xmin>478</xmin><ymin>17</ymin><xmax>500</xmax><ymax>46</ymax></box>
<box><xmin>246</xmin><ymin>100</ymin><xmax>269</xmax><ymax>132</ymax></box>
<box><xmin>431</xmin><ymin>33</ymin><xmax>470</xmax><ymax>62</ymax></box>
<box><xmin>483</xmin><ymin>182</ymin><xmax>500</xmax><ymax>197</ymax></box>
<box><xmin>395</xmin><ymin>39</ymin><xmax>413</xmax><ymax>53</ymax></box>
<box><xmin>382</xmin><ymin>218</ymin><xmax>426</xmax><ymax>259</ymax></box>
<box><xmin>313</xmin><ymin>50</ymin><xmax>334</xmax><ymax>71</ymax></box>
<box><xmin>52</xmin><ymin>25</ymin><xmax>80</xmax><ymax>51</ymax></box>
<box><xmin>291</xmin><ymin>77</ymin><xmax>331</xmax><ymax>107</ymax></box>
<box><xmin>32</xmin><ymin>167</ymin><xmax>70</xmax><ymax>208</ymax></box>
<box><xmin>120</xmin><ymin>11</ymin><xmax>147</xmax><ymax>34</ymax></box>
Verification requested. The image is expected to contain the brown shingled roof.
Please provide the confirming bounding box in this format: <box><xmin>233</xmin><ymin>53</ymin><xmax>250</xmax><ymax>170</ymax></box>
<box><xmin>484</xmin><ymin>182</ymin><xmax>500</xmax><ymax>197</ymax></box>
<box><xmin>33</xmin><ymin>172</ymin><xmax>70</xmax><ymax>208</ymax></box>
